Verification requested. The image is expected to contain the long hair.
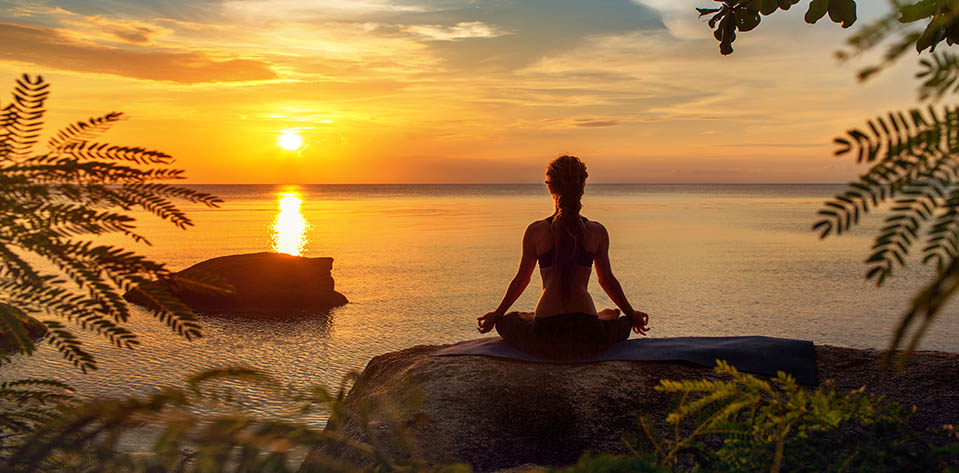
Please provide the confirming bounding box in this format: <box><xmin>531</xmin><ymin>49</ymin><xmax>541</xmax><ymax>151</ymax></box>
<box><xmin>546</xmin><ymin>155</ymin><xmax>588</xmax><ymax>303</ymax></box>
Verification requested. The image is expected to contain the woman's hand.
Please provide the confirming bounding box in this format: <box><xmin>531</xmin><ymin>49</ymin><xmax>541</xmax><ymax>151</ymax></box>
<box><xmin>477</xmin><ymin>311</ymin><xmax>503</xmax><ymax>333</ymax></box>
<box><xmin>628</xmin><ymin>309</ymin><xmax>650</xmax><ymax>335</ymax></box>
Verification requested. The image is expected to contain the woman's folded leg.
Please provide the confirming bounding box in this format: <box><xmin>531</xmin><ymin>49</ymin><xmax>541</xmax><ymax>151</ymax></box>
<box><xmin>497</xmin><ymin>312</ymin><xmax>631</xmax><ymax>360</ymax></box>
<box><xmin>602</xmin><ymin>316</ymin><xmax>633</xmax><ymax>346</ymax></box>
<box><xmin>495</xmin><ymin>312</ymin><xmax>538</xmax><ymax>355</ymax></box>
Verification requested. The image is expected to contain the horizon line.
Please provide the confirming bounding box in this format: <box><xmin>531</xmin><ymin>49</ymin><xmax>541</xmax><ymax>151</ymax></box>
<box><xmin>185</xmin><ymin>182</ymin><xmax>851</xmax><ymax>186</ymax></box>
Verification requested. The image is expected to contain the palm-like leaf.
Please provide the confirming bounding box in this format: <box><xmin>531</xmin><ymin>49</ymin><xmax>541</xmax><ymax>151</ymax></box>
<box><xmin>0</xmin><ymin>74</ymin><xmax>229</xmax><ymax>375</ymax></box>
<box><xmin>813</xmin><ymin>104</ymin><xmax>959</xmax><ymax>360</ymax></box>
<box><xmin>918</xmin><ymin>51</ymin><xmax>959</xmax><ymax>100</ymax></box>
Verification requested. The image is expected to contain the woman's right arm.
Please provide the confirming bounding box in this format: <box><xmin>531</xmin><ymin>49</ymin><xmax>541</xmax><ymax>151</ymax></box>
<box><xmin>593</xmin><ymin>223</ymin><xmax>650</xmax><ymax>335</ymax></box>
<box><xmin>478</xmin><ymin>223</ymin><xmax>538</xmax><ymax>333</ymax></box>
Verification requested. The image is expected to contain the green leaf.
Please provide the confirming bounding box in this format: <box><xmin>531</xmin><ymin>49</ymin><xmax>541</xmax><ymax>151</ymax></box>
<box><xmin>805</xmin><ymin>0</ymin><xmax>829</xmax><ymax>24</ymax></box>
<box><xmin>736</xmin><ymin>10</ymin><xmax>762</xmax><ymax>32</ymax></box>
<box><xmin>760</xmin><ymin>0</ymin><xmax>779</xmax><ymax>15</ymax></box>
<box><xmin>777</xmin><ymin>0</ymin><xmax>800</xmax><ymax>10</ymax></box>
<box><xmin>827</xmin><ymin>0</ymin><xmax>857</xmax><ymax>28</ymax></box>
<box><xmin>899</xmin><ymin>1</ymin><xmax>940</xmax><ymax>23</ymax></box>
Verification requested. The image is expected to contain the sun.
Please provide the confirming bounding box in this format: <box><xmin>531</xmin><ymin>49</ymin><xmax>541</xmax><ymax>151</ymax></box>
<box><xmin>277</xmin><ymin>132</ymin><xmax>304</xmax><ymax>151</ymax></box>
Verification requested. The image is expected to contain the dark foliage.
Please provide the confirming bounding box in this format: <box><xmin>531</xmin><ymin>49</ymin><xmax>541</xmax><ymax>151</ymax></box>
<box><xmin>695</xmin><ymin>1</ymin><xmax>959</xmax><ymax>361</ymax></box>
<box><xmin>0</xmin><ymin>74</ymin><xmax>231</xmax><ymax>374</ymax></box>
<box><xmin>635</xmin><ymin>361</ymin><xmax>959</xmax><ymax>473</ymax></box>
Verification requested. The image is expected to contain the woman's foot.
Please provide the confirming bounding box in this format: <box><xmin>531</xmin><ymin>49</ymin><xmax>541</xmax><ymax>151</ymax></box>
<box><xmin>597</xmin><ymin>308</ymin><xmax>621</xmax><ymax>320</ymax></box>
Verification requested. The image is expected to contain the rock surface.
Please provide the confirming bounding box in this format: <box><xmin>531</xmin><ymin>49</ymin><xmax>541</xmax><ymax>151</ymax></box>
<box><xmin>0</xmin><ymin>315</ymin><xmax>46</xmax><ymax>353</ymax></box>
<box><xmin>124</xmin><ymin>252</ymin><xmax>347</xmax><ymax>314</ymax></box>
<box><xmin>322</xmin><ymin>343</ymin><xmax>959</xmax><ymax>472</ymax></box>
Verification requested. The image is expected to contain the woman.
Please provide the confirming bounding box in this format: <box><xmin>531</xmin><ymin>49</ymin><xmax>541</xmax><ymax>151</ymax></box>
<box><xmin>477</xmin><ymin>155</ymin><xmax>650</xmax><ymax>360</ymax></box>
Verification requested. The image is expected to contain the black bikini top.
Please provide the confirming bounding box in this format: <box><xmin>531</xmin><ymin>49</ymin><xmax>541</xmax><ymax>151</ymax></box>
<box><xmin>538</xmin><ymin>216</ymin><xmax>595</xmax><ymax>268</ymax></box>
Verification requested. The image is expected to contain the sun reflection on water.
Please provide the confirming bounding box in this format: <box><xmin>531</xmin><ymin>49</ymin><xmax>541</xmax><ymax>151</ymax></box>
<box><xmin>271</xmin><ymin>188</ymin><xmax>310</xmax><ymax>256</ymax></box>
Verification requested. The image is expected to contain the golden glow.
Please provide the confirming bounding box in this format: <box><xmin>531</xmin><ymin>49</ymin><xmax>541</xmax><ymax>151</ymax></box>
<box><xmin>3</xmin><ymin>2</ymin><xmax>912</xmax><ymax>184</ymax></box>
<box><xmin>271</xmin><ymin>189</ymin><xmax>310</xmax><ymax>256</ymax></box>
<box><xmin>277</xmin><ymin>132</ymin><xmax>304</xmax><ymax>151</ymax></box>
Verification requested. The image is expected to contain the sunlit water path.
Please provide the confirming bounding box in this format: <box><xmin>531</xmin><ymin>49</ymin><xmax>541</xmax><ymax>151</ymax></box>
<box><xmin>4</xmin><ymin>184</ymin><xmax>958</xmax><ymax>439</ymax></box>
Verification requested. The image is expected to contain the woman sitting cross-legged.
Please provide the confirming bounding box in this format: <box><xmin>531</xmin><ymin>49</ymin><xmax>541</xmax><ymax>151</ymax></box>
<box><xmin>477</xmin><ymin>155</ymin><xmax>650</xmax><ymax>360</ymax></box>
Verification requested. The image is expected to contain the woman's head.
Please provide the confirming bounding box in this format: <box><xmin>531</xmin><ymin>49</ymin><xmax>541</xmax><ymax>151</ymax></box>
<box><xmin>546</xmin><ymin>155</ymin><xmax>588</xmax><ymax>215</ymax></box>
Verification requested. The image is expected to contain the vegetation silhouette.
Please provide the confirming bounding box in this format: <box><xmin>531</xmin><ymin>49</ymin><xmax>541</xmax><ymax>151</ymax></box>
<box><xmin>0</xmin><ymin>74</ymin><xmax>230</xmax><ymax>375</ymax></box>
<box><xmin>698</xmin><ymin>0</ymin><xmax>959</xmax><ymax>362</ymax></box>
<box><xmin>0</xmin><ymin>73</ymin><xmax>234</xmax><ymax>448</ymax></box>
<box><xmin>1</xmin><ymin>366</ymin><xmax>471</xmax><ymax>473</ymax></box>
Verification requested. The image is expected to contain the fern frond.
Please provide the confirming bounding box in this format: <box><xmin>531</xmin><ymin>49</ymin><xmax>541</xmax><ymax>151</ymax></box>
<box><xmin>0</xmin><ymin>243</ymin><xmax>42</xmax><ymax>287</ymax></box>
<box><xmin>122</xmin><ymin>183</ymin><xmax>223</xmax><ymax>208</ymax></box>
<box><xmin>816</xmin><ymin>108</ymin><xmax>942</xmax><ymax>235</ymax></box>
<box><xmin>656</xmin><ymin>378</ymin><xmax>723</xmax><ymax>393</ymax></box>
<box><xmin>5</xmin><ymin>160</ymin><xmax>185</xmax><ymax>185</ymax></box>
<box><xmin>41</xmin><ymin>320</ymin><xmax>96</xmax><ymax>373</ymax></box>
<box><xmin>128</xmin><ymin>283</ymin><xmax>202</xmax><ymax>340</ymax></box>
<box><xmin>886</xmin><ymin>255</ymin><xmax>959</xmax><ymax>365</ymax></box>
<box><xmin>0</xmin><ymin>74</ymin><xmax>49</xmax><ymax>160</ymax></box>
<box><xmin>865</xmin><ymin>179</ymin><xmax>945</xmax><ymax>285</ymax></box>
<box><xmin>0</xmin><ymin>74</ymin><xmax>224</xmax><ymax>375</ymax></box>
<box><xmin>46</xmin><ymin>112</ymin><xmax>122</xmax><ymax>150</ymax></box>
<box><xmin>0</xmin><ymin>303</ymin><xmax>39</xmax><ymax>355</ymax></box>
<box><xmin>918</xmin><ymin>51</ymin><xmax>959</xmax><ymax>101</ymax></box>
<box><xmin>2</xmin><ymin>282</ymin><xmax>137</xmax><ymax>350</ymax></box>
<box><xmin>28</xmin><ymin>243</ymin><xmax>131</xmax><ymax>323</ymax></box>
<box><xmin>814</xmin><ymin>105</ymin><xmax>959</xmax><ymax>285</ymax></box>
<box><xmin>114</xmin><ymin>186</ymin><xmax>195</xmax><ymax>228</ymax></box>
<box><xmin>166</xmin><ymin>269</ymin><xmax>234</xmax><ymax>296</ymax></box>
<box><xmin>58</xmin><ymin>142</ymin><xmax>173</xmax><ymax>165</ymax></box>
<box><xmin>922</xmin><ymin>188</ymin><xmax>959</xmax><ymax>270</ymax></box>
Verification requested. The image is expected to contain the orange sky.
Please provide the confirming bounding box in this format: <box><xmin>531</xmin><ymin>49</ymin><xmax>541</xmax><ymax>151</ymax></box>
<box><xmin>0</xmin><ymin>0</ymin><xmax>923</xmax><ymax>183</ymax></box>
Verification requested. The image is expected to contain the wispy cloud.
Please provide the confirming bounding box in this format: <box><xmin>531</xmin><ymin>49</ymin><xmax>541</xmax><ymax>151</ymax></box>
<box><xmin>404</xmin><ymin>21</ymin><xmax>510</xmax><ymax>41</ymax></box>
<box><xmin>0</xmin><ymin>21</ymin><xmax>276</xmax><ymax>83</ymax></box>
<box><xmin>573</xmin><ymin>119</ymin><xmax>620</xmax><ymax>128</ymax></box>
<box><xmin>58</xmin><ymin>14</ymin><xmax>174</xmax><ymax>45</ymax></box>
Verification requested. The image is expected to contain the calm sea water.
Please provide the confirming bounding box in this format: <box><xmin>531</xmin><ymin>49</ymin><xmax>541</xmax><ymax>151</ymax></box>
<box><xmin>4</xmin><ymin>184</ymin><xmax>958</xmax><ymax>430</ymax></box>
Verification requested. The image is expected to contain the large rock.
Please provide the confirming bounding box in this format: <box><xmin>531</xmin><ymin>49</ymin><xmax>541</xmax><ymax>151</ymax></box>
<box><xmin>320</xmin><ymin>344</ymin><xmax>959</xmax><ymax>472</ymax></box>
<box><xmin>124</xmin><ymin>252</ymin><xmax>347</xmax><ymax>314</ymax></box>
<box><xmin>0</xmin><ymin>315</ymin><xmax>46</xmax><ymax>353</ymax></box>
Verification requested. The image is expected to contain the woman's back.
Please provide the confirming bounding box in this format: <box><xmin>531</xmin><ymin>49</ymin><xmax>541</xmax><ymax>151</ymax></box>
<box><xmin>530</xmin><ymin>216</ymin><xmax>604</xmax><ymax>318</ymax></box>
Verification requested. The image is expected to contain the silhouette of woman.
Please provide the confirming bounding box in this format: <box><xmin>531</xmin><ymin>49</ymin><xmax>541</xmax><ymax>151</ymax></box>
<box><xmin>477</xmin><ymin>155</ymin><xmax>650</xmax><ymax>360</ymax></box>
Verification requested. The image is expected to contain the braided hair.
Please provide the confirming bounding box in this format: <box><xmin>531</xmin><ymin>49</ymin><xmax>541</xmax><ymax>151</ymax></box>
<box><xmin>545</xmin><ymin>155</ymin><xmax>588</xmax><ymax>303</ymax></box>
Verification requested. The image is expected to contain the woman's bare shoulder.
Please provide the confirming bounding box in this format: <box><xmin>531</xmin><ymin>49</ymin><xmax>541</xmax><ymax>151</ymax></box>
<box><xmin>524</xmin><ymin>218</ymin><xmax>551</xmax><ymax>235</ymax></box>
<box><xmin>584</xmin><ymin>219</ymin><xmax>609</xmax><ymax>246</ymax></box>
<box><xmin>585</xmin><ymin>218</ymin><xmax>608</xmax><ymax>234</ymax></box>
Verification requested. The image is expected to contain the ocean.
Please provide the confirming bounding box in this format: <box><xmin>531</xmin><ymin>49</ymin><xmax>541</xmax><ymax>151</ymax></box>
<box><xmin>3</xmin><ymin>184</ymin><xmax>957</xmax><ymax>431</ymax></box>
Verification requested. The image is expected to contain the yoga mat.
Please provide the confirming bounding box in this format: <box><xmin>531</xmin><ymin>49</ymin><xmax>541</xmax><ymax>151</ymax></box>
<box><xmin>433</xmin><ymin>336</ymin><xmax>819</xmax><ymax>385</ymax></box>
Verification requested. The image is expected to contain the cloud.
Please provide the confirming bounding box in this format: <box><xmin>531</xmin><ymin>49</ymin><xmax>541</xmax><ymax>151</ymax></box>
<box><xmin>0</xmin><ymin>21</ymin><xmax>276</xmax><ymax>83</ymax></box>
<box><xmin>384</xmin><ymin>0</ymin><xmax>667</xmax><ymax>71</ymax></box>
<box><xmin>573</xmin><ymin>119</ymin><xmax>620</xmax><ymax>127</ymax></box>
<box><xmin>7</xmin><ymin>0</ymin><xmax>224</xmax><ymax>23</ymax></box>
<box><xmin>404</xmin><ymin>21</ymin><xmax>510</xmax><ymax>41</ymax></box>
<box><xmin>60</xmin><ymin>15</ymin><xmax>174</xmax><ymax>45</ymax></box>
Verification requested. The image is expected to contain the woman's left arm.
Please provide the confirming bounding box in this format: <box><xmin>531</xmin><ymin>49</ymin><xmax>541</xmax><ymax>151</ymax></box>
<box><xmin>478</xmin><ymin>224</ymin><xmax>538</xmax><ymax>333</ymax></box>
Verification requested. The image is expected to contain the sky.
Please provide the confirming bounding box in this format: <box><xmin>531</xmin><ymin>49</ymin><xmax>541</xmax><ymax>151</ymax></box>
<box><xmin>0</xmin><ymin>0</ymin><xmax>926</xmax><ymax>183</ymax></box>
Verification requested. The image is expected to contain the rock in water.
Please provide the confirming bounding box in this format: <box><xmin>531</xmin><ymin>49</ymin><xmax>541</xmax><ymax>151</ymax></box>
<box><xmin>312</xmin><ymin>344</ymin><xmax>959</xmax><ymax>472</ymax></box>
<box><xmin>0</xmin><ymin>315</ymin><xmax>47</xmax><ymax>353</ymax></box>
<box><xmin>124</xmin><ymin>252</ymin><xmax>348</xmax><ymax>314</ymax></box>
